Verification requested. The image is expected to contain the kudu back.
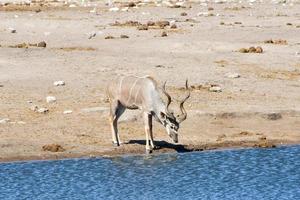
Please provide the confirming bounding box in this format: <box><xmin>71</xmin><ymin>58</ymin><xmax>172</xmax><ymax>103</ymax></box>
<box><xmin>106</xmin><ymin>75</ymin><xmax>190</xmax><ymax>153</ymax></box>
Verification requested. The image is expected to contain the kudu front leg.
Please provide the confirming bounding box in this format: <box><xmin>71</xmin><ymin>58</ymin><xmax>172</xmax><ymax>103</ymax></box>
<box><xmin>109</xmin><ymin>101</ymin><xmax>125</xmax><ymax>146</ymax></box>
<box><xmin>143</xmin><ymin>112</ymin><xmax>152</xmax><ymax>154</ymax></box>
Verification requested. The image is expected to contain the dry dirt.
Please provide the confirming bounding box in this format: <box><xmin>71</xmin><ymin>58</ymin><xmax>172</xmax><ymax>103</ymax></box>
<box><xmin>1</xmin><ymin>0</ymin><xmax>300</xmax><ymax>162</ymax></box>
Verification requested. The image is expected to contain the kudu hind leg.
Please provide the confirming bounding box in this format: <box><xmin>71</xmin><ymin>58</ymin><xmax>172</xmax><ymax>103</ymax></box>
<box><xmin>148</xmin><ymin>115</ymin><xmax>156</xmax><ymax>149</ymax></box>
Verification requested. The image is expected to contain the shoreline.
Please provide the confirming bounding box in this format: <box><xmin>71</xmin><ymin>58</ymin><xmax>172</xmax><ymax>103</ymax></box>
<box><xmin>1</xmin><ymin>140</ymin><xmax>298</xmax><ymax>164</ymax></box>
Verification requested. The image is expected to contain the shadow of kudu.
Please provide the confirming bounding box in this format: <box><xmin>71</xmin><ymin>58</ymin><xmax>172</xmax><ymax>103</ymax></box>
<box><xmin>127</xmin><ymin>140</ymin><xmax>197</xmax><ymax>153</ymax></box>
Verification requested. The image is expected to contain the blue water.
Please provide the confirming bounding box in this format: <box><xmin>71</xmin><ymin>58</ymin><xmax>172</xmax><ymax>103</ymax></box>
<box><xmin>0</xmin><ymin>146</ymin><xmax>300</xmax><ymax>200</ymax></box>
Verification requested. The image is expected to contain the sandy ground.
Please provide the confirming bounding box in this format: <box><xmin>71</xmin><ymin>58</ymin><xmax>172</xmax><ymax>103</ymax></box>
<box><xmin>0</xmin><ymin>0</ymin><xmax>300</xmax><ymax>162</ymax></box>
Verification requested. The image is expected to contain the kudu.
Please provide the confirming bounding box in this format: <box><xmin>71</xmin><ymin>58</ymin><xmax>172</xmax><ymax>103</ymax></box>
<box><xmin>106</xmin><ymin>75</ymin><xmax>190</xmax><ymax>153</ymax></box>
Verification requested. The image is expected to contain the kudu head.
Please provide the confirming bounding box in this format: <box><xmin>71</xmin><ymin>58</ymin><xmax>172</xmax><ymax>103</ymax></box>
<box><xmin>159</xmin><ymin>80</ymin><xmax>190</xmax><ymax>143</ymax></box>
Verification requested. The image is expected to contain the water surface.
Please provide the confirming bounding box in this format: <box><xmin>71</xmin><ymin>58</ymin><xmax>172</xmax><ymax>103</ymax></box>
<box><xmin>1</xmin><ymin>146</ymin><xmax>300</xmax><ymax>199</ymax></box>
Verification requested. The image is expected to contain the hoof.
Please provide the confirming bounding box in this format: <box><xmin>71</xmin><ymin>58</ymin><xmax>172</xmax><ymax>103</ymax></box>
<box><xmin>146</xmin><ymin>149</ymin><xmax>152</xmax><ymax>154</ymax></box>
<box><xmin>112</xmin><ymin>142</ymin><xmax>120</xmax><ymax>147</ymax></box>
<box><xmin>152</xmin><ymin>145</ymin><xmax>158</xmax><ymax>150</ymax></box>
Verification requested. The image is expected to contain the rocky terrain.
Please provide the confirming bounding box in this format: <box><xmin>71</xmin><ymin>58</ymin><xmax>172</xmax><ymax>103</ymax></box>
<box><xmin>0</xmin><ymin>0</ymin><xmax>300</xmax><ymax>162</ymax></box>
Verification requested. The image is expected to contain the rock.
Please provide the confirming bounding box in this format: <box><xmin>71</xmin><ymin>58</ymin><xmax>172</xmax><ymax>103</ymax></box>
<box><xmin>170</xmin><ymin>24</ymin><xmax>177</xmax><ymax>29</ymax></box>
<box><xmin>161</xmin><ymin>31</ymin><xmax>168</xmax><ymax>37</ymax></box>
<box><xmin>137</xmin><ymin>25</ymin><xmax>148</xmax><ymax>30</ymax></box>
<box><xmin>155</xmin><ymin>21</ymin><xmax>170</xmax><ymax>28</ymax></box>
<box><xmin>8</xmin><ymin>28</ymin><xmax>16</xmax><ymax>33</ymax></box>
<box><xmin>46</xmin><ymin>96</ymin><xmax>56</xmax><ymax>103</ymax></box>
<box><xmin>264</xmin><ymin>39</ymin><xmax>287</xmax><ymax>45</ymax></box>
<box><xmin>42</xmin><ymin>144</ymin><xmax>65</xmax><ymax>152</ymax></box>
<box><xmin>105</xmin><ymin>35</ymin><xmax>115</xmax><ymax>39</ymax></box>
<box><xmin>128</xmin><ymin>2</ymin><xmax>136</xmax><ymax>7</ymax></box>
<box><xmin>37</xmin><ymin>108</ymin><xmax>49</xmax><ymax>113</ymax></box>
<box><xmin>0</xmin><ymin>84</ymin><xmax>3</xmax><ymax>87</ymax></box>
<box><xmin>209</xmin><ymin>86</ymin><xmax>222</xmax><ymax>92</ymax></box>
<box><xmin>53</xmin><ymin>81</ymin><xmax>65</xmax><ymax>86</ymax></box>
<box><xmin>239</xmin><ymin>48</ymin><xmax>249</xmax><ymax>53</ymax></box>
<box><xmin>255</xmin><ymin>46</ymin><xmax>263</xmax><ymax>53</ymax></box>
<box><xmin>225</xmin><ymin>72</ymin><xmax>240</xmax><ymax>78</ymax></box>
<box><xmin>208</xmin><ymin>7</ymin><xmax>214</xmax><ymax>11</ymax></box>
<box><xmin>0</xmin><ymin>118</ymin><xmax>10</xmax><ymax>124</ymax></box>
<box><xmin>109</xmin><ymin>7</ymin><xmax>119</xmax><ymax>12</ymax></box>
<box><xmin>286</xmin><ymin>22</ymin><xmax>292</xmax><ymax>26</ymax></box>
<box><xmin>37</xmin><ymin>41</ymin><xmax>46</xmax><ymax>48</ymax></box>
<box><xmin>180</xmin><ymin>12</ymin><xmax>188</xmax><ymax>16</ymax></box>
<box><xmin>238</xmin><ymin>46</ymin><xmax>263</xmax><ymax>53</ymax></box>
<box><xmin>248</xmin><ymin>46</ymin><xmax>256</xmax><ymax>53</ymax></box>
<box><xmin>262</xmin><ymin>113</ymin><xmax>282</xmax><ymax>120</ymax></box>
<box><xmin>17</xmin><ymin>121</ymin><xmax>26</xmax><ymax>125</ymax></box>
<box><xmin>63</xmin><ymin>110</ymin><xmax>72</xmax><ymax>114</ymax></box>
<box><xmin>155</xmin><ymin>64</ymin><xmax>166</xmax><ymax>68</ymax></box>
<box><xmin>147</xmin><ymin>21</ymin><xmax>155</xmax><ymax>26</ymax></box>
<box><xmin>30</xmin><ymin>105</ymin><xmax>38</xmax><ymax>111</ymax></box>
<box><xmin>120</xmin><ymin>34</ymin><xmax>129</xmax><ymax>39</ymax></box>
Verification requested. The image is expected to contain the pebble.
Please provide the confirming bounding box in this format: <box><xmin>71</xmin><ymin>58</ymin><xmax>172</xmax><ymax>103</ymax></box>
<box><xmin>88</xmin><ymin>31</ymin><xmax>96</xmax><ymax>39</ymax></box>
<box><xmin>37</xmin><ymin>108</ymin><xmax>49</xmax><ymax>113</ymax></box>
<box><xmin>37</xmin><ymin>41</ymin><xmax>46</xmax><ymax>48</ymax></box>
<box><xmin>120</xmin><ymin>34</ymin><xmax>129</xmax><ymax>39</ymax></box>
<box><xmin>46</xmin><ymin>96</ymin><xmax>56</xmax><ymax>103</ymax></box>
<box><xmin>161</xmin><ymin>31</ymin><xmax>168</xmax><ymax>37</ymax></box>
<box><xmin>225</xmin><ymin>72</ymin><xmax>240</xmax><ymax>78</ymax></box>
<box><xmin>0</xmin><ymin>118</ymin><xmax>10</xmax><ymax>124</ymax></box>
<box><xmin>63</xmin><ymin>110</ymin><xmax>73</xmax><ymax>114</ymax></box>
<box><xmin>53</xmin><ymin>80</ymin><xmax>65</xmax><ymax>86</ymax></box>
<box><xmin>181</xmin><ymin>12</ymin><xmax>188</xmax><ymax>16</ymax></box>
<box><xmin>209</xmin><ymin>86</ymin><xmax>222</xmax><ymax>92</ymax></box>
<box><xmin>30</xmin><ymin>105</ymin><xmax>38</xmax><ymax>111</ymax></box>
<box><xmin>8</xmin><ymin>28</ymin><xmax>16</xmax><ymax>33</ymax></box>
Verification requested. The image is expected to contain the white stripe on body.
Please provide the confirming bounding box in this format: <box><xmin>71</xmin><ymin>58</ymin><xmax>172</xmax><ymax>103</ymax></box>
<box><xmin>118</xmin><ymin>76</ymin><xmax>125</xmax><ymax>97</ymax></box>
<box><xmin>126</xmin><ymin>78</ymin><xmax>140</xmax><ymax>105</ymax></box>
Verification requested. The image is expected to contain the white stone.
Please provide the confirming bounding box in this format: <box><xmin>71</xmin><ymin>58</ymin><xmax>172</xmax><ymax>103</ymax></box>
<box><xmin>46</xmin><ymin>96</ymin><xmax>56</xmax><ymax>103</ymax></box>
<box><xmin>109</xmin><ymin>7</ymin><xmax>119</xmax><ymax>12</ymax></box>
<box><xmin>17</xmin><ymin>121</ymin><xmax>26</xmax><ymax>124</ymax></box>
<box><xmin>170</xmin><ymin>20</ymin><xmax>176</xmax><ymax>26</ymax></box>
<box><xmin>197</xmin><ymin>12</ymin><xmax>209</xmax><ymax>17</ymax></box>
<box><xmin>81</xmin><ymin>107</ymin><xmax>109</xmax><ymax>113</ymax></box>
<box><xmin>89</xmin><ymin>8</ymin><xmax>96</xmax><ymax>13</ymax></box>
<box><xmin>63</xmin><ymin>110</ymin><xmax>73</xmax><ymax>114</ymax></box>
<box><xmin>175</xmin><ymin>2</ymin><xmax>185</xmax><ymax>6</ymax></box>
<box><xmin>121</xmin><ymin>7</ymin><xmax>129</xmax><ymax>11</ymax></box>
<box><xmin>37</xmin><ymin>108</ymin><xmax>49</xmax><ymax>113</ymax></box>
<box><xmin>225</xmin><ymin>72</ymin><xmax>240</xmax><ymax>78</ymax></box>
<box><xmin>209</xmin><ymin>86</ymin><xmax>222</xmax><ymax>92</ymax></box>
<box><xmin>53</xmin><ymin>81</ymin><xmax>65</xmax><ymax>86</ymax></box>
<box><xmin>0</xmin><ymin>118</ymin><xmax>10</xmax><ymax>124</ymax></box>
<box><xmin>69</xmin><ymin>4</ymin><xmax>76</xmax><ymax>7</ymax></box>
<box><xmin>30</xmin><ymin>105</ymin><xmax>38</xmax><ymax>111</ymax></box>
